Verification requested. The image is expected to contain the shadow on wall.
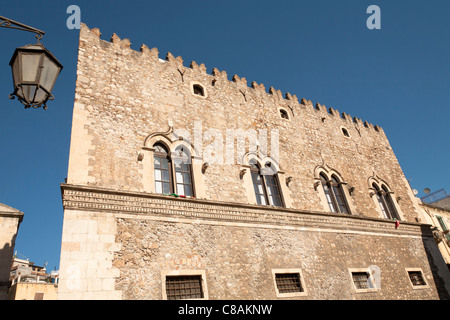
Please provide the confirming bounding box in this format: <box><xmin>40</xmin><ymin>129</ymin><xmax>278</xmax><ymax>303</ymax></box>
<box><xmin>0</xmin><ymin>242</ymin><xmax>13</xmax><ymax>300</ymax></box>
<box><xmin>421</xmin><ymin>224</ymin><xmax>450</xmax><ymax>300</ymax></box>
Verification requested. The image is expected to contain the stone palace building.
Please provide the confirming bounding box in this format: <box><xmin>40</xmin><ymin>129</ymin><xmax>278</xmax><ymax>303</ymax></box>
<box><xmin>57</xmin><ymin>23</ymin><xmax>450</xmax><ymax>299</ymax></box>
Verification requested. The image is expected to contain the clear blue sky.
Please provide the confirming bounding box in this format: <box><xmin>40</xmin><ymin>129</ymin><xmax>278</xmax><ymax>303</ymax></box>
<box><xmin>0</xmin><ymin>0</ymin><xmax>449</xmax><ymax>271</ymax></box>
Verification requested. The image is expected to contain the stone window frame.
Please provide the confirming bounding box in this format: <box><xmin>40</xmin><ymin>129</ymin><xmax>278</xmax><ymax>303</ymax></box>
<box><xmin>368</xmin><ymin>176</ymin><xmax>404</xmax><ymax>221</ymax></box>
<box><xmin>348</xmin><ymin>268</ymin><xmax>379</xmax><ymax>293</ymax></box>
<box><xmin>405</xmin><ymin>268</ymin><xmax>430</xmax><ymax>290</ymax></box>
<box><xmin>190</xmin><ymin>81</ymin><xmax>208</xmax><ymax>98</ymax></box>
<box><xmin>141</xmin><ymin>133</ymin><xmax>206</xmax><ymax>199</ymax></box>
<box><xmin>161</xmin><ymin>269</ymin><xmax>209</xmax><ymax>300</ymax></box>
<box><xmin>313</xmin><ymin>165</ymin><xmax>356</xmax><ymax>215</ymax></box>
<box><xmin>271</xmin><ymin>268</ymin><xmax>308</xmax><ymax>298</ymax></box>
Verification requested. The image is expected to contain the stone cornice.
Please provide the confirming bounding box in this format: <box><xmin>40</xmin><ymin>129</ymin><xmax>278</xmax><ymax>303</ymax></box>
<box><xmin>60</xmin><ymin>183</ymin><xmax>432</xmax><ymax>238</ymax></box>
<box><xmin>0</xmin><ymin>211</ymin><xmax>24</xmax><ymax>223</ymax></box>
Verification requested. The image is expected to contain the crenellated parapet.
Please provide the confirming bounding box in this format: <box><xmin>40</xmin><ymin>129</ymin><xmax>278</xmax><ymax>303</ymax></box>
<box><xmin>78</xmin><ymin>23</ymin><xmax>385</xmax><ymax>137</ymax></box>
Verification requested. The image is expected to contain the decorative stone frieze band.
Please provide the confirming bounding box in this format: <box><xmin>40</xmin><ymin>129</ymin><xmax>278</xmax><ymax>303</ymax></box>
<box><xmin>61</xmin><ymin>184</ymin><xmax>431</xmax><ymax>238</ymax></box>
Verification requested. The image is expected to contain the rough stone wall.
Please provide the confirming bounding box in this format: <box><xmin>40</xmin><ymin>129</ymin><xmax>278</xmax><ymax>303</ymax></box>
<box><xmin>67</xmin><ymin>23</ymin><xmax>422</xmax><ymax>222</ymax></box>
<box><xmin>58</xmin><ymin>23</ymin><xmax>450</xmax><ymax>300</ymax></box>
<box><xmin>60</xmin><ymin>185</ymin><xmax>450</xmax><ymax>299</ymax></box>
<box><xmin>114</xmin><ymin>216</ymin><xmax>437</xmax><ymax>300</ymax></box>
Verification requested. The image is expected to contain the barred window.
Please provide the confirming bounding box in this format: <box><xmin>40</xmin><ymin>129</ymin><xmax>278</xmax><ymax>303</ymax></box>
<box><xmin>165</xmin><ymin>275</ymin><xmax>204</xmax><ymax>300</ymax></box>
<box><xmin>275</xmin><ymin>273</ymin><xmax>303</xmax><ymax>294</ymax></box>
<box><xmin>408</xmin><ymin>271</ymin><xmax>426</xmax><ymax>287</ymax></box>
<box><xmin>352</xmin><ymin>272</ymin><xmax>374</xmax><ymax>290</ymax></box>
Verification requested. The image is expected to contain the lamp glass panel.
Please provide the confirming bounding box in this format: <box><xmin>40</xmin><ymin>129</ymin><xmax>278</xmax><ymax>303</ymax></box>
<box><xmin>34</xmin><ymin>87</ymin><xmax>47</xmax><ymax>104</ymax></box>
<box><xmin>20</xmin><ymin>84</ymin><xmax>37</xmax><ymax>102</ymax></box>
<box><xmin>40</xmin><ymin>55</ymin><xmax>60</xmax><ymax>91</ymax></box>
<box><xmin>12</xmin><ymin>56</ymin><xmax>20</xmax><ymax>87</ymax></box>
<box><xmin>16</xmin><ymin>86</ymin><xmax>23</xmax><ymax>100</ymax></box>
<box><xmin>21</xmin><ymin>53</ymin><xmax>42</xmax><ymax>82</ymax></box>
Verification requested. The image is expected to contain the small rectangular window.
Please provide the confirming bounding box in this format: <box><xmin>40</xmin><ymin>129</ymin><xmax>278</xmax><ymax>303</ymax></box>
<box><xmin>349</xmin><ymin>268</ymin><xmax>378</xmax><ymax>293</ymax></box>
<box><xmin>408</xmin><ymin>271</ymin><xmax>426</xmax><ymax>287</ymax></box>
<box><xmin>165</xmin><ymin>275</ymin><xmax>204</xmax><ymax>300</ymax></box>
<box><xmin>352</xmin><ymin>272</ymin><xmax>373</xmax><ymax>290</ymax></box>
<box><xmin>34</xmin><ymin>292</ymin><xmax>44</xmax><ymax>300</ymax></box>
<box><xmin>275</xmin><ymin>273</ymin><xmax>303</xmax><ymax>293</ymax></box>
<box><xmin>405</xmin><ymin>268</ymin><xmax>429</xmax><ymax>290</ymax></box>
<box><xmin>272</xmin><ymin>269</ymin><xmax>307</xmax><ymax>298</ymax></box>
<box><xmin>193</xmin><ymin>84</ymin><xmax>205</xmax><ymax>96</ymax></box>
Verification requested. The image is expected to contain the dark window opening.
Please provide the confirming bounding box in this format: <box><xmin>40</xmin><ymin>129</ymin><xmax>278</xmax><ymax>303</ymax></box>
<box><xmin>342</xmin><ymin>128</ymin><xmax>349</xmax><ymax>137</ymax></box>
<box><xmin>165</xmin><ymin>275</ymin><xmax>204</xmax><ymax>300</ymax></box>
<box><xmin>408</xmin><ymin>271</ymin><xmax>426</xmax><ymax>286</ymax></box>
<box><xmin>275</xmin><ymin>273</ymin><xmax>303</xmax><ymax>294</ymax></box>
<box><xmin>193</xmin><ymin>84</ymin><xmax>204</xmax><ymax>96</ymax></box>
<box><xmin>352</xmin><ymin>272</ymin><xmax>374</xmax><ymax>290</ymax></box>
<box><xmin>280</xmin><ymin>109</ymin><xmax>289</xmax><ymax>120</ymax></box>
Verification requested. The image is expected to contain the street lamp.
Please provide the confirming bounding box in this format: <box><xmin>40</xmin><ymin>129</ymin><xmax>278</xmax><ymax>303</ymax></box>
<box><xmin>1</xmin><ymin>15</ymin><xmax>63</xmax><ymax>110</ymax></box>
<box><xmin>9</xmin><ymin>43</ymin><xmax>63</xmax><ymax>110</ymax></box>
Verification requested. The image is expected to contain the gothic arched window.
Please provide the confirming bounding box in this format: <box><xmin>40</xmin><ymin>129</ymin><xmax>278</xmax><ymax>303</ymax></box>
<box><xmin>173</xmin><ymin>148</ymin><xmax>194</xmax><ymax>197</ymax></box>
<box><xmin>250</xmin><ymin>162</ymin><xmax>284</xmax><ymax>207</ymax></box>
<box><xmin>320</xmin><ymin>173</ymin><xmax>350</xmax><ymax>214</ymax></box>
<box><xmin>373</xmin><ymin>183</ymin><xmax>399</xmax><ymax>220</ymax></box>
<box><xmin>153</xmin><ymin>143</ymin><xmax>194</xmax><ymax>197</ymax></box>
<box><xmin>154</xmin><ymin>143</ymin><xmax>172</xmax><ymax>195</ymax></box>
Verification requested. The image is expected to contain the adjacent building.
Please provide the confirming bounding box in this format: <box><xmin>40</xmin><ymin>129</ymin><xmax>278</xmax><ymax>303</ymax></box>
<box><xmin>0</xmin><ymin>203</ymin><xmax>23</xmax><ymax>300</ymax></box>
<box><xmin>420</xmin><ymin>190</ymin><xmax>450</xmax><ymax>271</ymax></box>
<box><xmin>57</xmin><ymin>23</ymin><xmax>450</xmax><ymax>300</ymax></box>
<box><xmin>8</xmin><ymin>257</ymin><xmax>58</xmax><ymax>300</ymax></box>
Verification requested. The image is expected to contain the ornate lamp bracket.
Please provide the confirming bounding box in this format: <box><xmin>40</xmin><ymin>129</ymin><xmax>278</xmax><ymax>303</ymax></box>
<box><xmin>0</xmin><ymin>15</ymin><xmax>45</xmax><ymax>42</ymax></box>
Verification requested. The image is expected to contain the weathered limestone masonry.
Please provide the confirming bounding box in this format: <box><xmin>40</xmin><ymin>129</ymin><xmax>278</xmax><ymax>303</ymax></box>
<box><xmin>58</xmin><ymin>23</ymin><xmax>450</xmax><ymax>299</ymax></box>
